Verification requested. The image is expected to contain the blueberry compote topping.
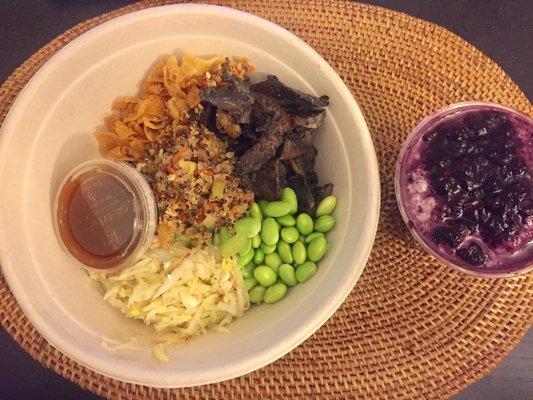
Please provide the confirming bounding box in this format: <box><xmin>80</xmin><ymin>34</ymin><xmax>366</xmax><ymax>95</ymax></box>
<box><xmin>401</xmin><ymin>107</ymin><xmax>533</xmax><ymax>272</ymax></box>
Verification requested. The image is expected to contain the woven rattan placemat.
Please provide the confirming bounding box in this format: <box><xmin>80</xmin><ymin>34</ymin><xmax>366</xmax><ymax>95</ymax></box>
<box><xmin>1</xmin><ymin>1</ymin><xmax>532</xmax><ymax>399</ymax></box>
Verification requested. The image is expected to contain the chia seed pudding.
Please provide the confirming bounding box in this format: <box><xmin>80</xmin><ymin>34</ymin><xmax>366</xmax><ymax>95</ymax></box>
<box><xmin>396</xmin><ymin>102</ymin><xmax>533</xmax><ymax>276</ymax></box>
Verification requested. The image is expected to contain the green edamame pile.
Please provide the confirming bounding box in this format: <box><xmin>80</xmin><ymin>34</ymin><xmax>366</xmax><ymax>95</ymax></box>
<box><xmin>213</xmin><ymin>187</ymin><xmax>337</xmax><ymax>304</ymax></box>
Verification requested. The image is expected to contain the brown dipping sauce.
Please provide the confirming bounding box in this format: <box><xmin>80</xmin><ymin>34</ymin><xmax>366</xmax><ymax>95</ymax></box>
<box><xmin>56</xmin><ymin>171</ymin><xmax>138</xmax><ymax>269</ymax></box>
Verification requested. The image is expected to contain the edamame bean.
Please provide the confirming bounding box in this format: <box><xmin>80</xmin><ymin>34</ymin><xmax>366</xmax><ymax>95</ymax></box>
<box><xmin>261</xmin><ymin>243</ymin><xmax>276</xmax><ymax>254</ymax></box>
<box><xmin>264</xmin><ymin>201</ymin><xmax>291</xmax><ymax>217</ymax></box>
<box><xmin>265</xmin><ymin>253</ymin><xmax>282</xmax><ymax>273</ymax></box>
<box><xmin>253</xmin><ymin>266</ymin><xmax>277</xmax><ymax>287</ymax></box>
<box><xmin>276</xmin><ymin>214</ymin><xmax>296</xmax><ymax>227</ymax></box>
<box><xmin>261</xmin><ymin>218</ymin><xmax>279</xmax><ymax>245</ymax></box>
<box><xmin>219</xmin><ymin>227</ymin><xmax>231</xmax><ymax>243</ymax></box>
<box><xmin>212</xmin><ymin>232</ymin><xmax>220</xmax><ymax>246</ymax></box>
<box><xmin>241</xmin><ymin>261</ymin><xmax>255</xmax><ymax>279</ymax></box>
<box><xmin>220</xmin><ymin>233</ymin><xmax>247</xmax><ymax>258</ymax></box>
<box><xmin>252</xmin><ymin>234</ymin><xmax>262</xmax><ymax>248</ymax></box>
<box><xmin>258</xmin><ymin>199</ymin><xmax>269</xmax><ymax>214</ymax></box>
<box><xmin>305</xmin><ymin>232</ymin><xmax>325</xmax><ymax>243</ymax></box>
<box><xmin>314</xmin><ymin>215</ymin><xmax>335</xmax><ymax>233</ymax></box>
<box><xmin>238</xmin><ymin>238</ymin><xmax>252</xmax><ymax>256</ymax></box>
<box><xmin>292</xmin><ymin>241</ymin><xmax>307</xmax><ymax>265</ymax></box>
<box><xmin>244</xmin><ymin>276</ymin><xmax>258</xmax><ymax>290</ymax></box>
<box><xmin>277</xmin><ymin>241</ymin><xmax>294</xmax><ymax>263</ymax></box>
<box><xmin>253</xmin><ymin>248</ymin><xmax>265</xmax><ymax>265</ymax></box>
<box><xmin>238</xmin><ymin>246</ymin><xmax>254</xmax><ymax>267</ymax></box>
<box><xmin>264</xmin><ymin>282</ymin><xmax>287</xmax><ymax>303</ymax></box>
<box><xmin>248</xmin><ymin>285</ymin><xmax>266</xmax><ymax>303</ymax></box>
<box><xmin>234</xmin><ymin>217</ymin><xmax>261</xmax><ymax>238</ymax></box>
<box><xmin>296</xmin><ymin>213</ymin><xmax>314</xmax><ymax>235</ymax></box>
<box><xmin>281</xmin><ymin>187</ymin><xmax>298</xmax><ymax>214</ymax></box>
<box><xmin>249</xmin><ymin>202</ymin><xmax>263</xmax><ymax>221</ymax></box>
<box><xmin>307</xmin><ymin>236</ymin><xmax>327</xmax><ymax>262</ymax></box>
<box><xmin>315</xmin><ymin>195</ymin><xmax>337</xmax><ymax>217</ymax></box>
<box><xmin>280</xmin><ymin>227</ymin><xmax>299</xmax><ymax>243</ymax></box>
<box><xmin>296</xmin><ymin>261</ymin><xmax>317</xmax><ymax>283</ymax></box>
<box><xmin>279</xmin><ymin>263</ymin><xmax>297</xmax><ymax>286</ymax></box>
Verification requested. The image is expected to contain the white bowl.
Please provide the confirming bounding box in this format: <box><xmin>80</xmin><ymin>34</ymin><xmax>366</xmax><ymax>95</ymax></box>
<box><xmin>0</xmin><ymin>4</ymin><xmax>380</xmax><ymax>387</ymax></box>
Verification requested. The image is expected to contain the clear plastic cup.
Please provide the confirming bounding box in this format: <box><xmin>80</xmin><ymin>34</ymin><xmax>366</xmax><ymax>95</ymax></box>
<box><xmin>54</xmin><ymin>159</ymin><xmax>157</xmax><ymax>271</ymax></box>
<box><xmin>395</xmin><ymin>101</ymin><xmax>533</xmax><ymax>277</ymax></box>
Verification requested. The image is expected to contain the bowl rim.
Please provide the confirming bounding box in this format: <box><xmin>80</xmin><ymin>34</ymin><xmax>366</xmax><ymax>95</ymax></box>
<box><xmin>394</xmin><ymin>100</ymin><xmax>533</xmax><ymax>278</ymax></box>
<box><xmin>0</xmin><ymin>3</ymin><xmax>380</xmax><ymax>387</ymax></box>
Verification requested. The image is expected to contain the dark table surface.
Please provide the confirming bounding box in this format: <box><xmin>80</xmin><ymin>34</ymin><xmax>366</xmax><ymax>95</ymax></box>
<box><xmin>0</xmin><ymin>1</ymin><xmax>531</xmax><ymax>399</ymax></box>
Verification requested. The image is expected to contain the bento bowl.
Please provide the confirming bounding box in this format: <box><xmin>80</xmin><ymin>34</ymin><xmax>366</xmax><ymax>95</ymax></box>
<box><xmin>0</xmin><ymin>4</ymin><xmax>380</xmax><ymax>387</ymax></box>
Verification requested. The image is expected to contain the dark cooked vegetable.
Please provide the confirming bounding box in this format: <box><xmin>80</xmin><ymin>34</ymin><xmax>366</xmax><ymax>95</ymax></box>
<box><xmin>288</xmin><ymin>147</ymin><xmax>318</xmax><ymax>177</ymax></box>
<box><xmin>236</xmin><ymin>130</ymin><xmax>285</xmax><ymax>174</ymax></box>
<box><xmin>251</xmin><ymin>75</ymin><xmax>329</xmax><ymax>112</ymax></box>
<box><xmin>242</xmin><ymin>160</ymin><xmax>287</xmax><ymax>200</ymax></box>
<box><xmin>312</xmin><ymin>183</ymin><xmax>334</xmax><ymax>203</ymax></box>
<box><xmin>236</xmin><ymin>93</ymin><xmax>290</xmax><ymax>175</ymax></box>
<box><xmin>198</xmin><ymin>74</ymin><xmax>332</xmax><ymax>211</ymax></box>
<box><xmin>287</xmin><ymin>175</ymin><xmax>316</xmax><ymax>214</ymax></box>
<box><xmin>292</xmin><ymin>109</ymin><xmax>326</xmax><ymax>130</ymax></box>
<box><xmin>296</xmin><ymin>129</ymin><xmax>316</xmax><ymax>146</ymax></box>
<box><xmin>189</xmin><ymin>102</ymin><xmax>216</xmax><ymax>128</ymax></box>
<box><xmin>200</xmin><ymin>80</ymin><xmax>254</xmax><ymax>124</ymax></box>
<box><xmin>280</xmin><ymin>137</ymin><xmax>312</xmax><ymax>160</ymax></box>
<box><xmin>227</xmin><ymin>135</ymin><xmax>256</xmax><ymax>157</ymax></box>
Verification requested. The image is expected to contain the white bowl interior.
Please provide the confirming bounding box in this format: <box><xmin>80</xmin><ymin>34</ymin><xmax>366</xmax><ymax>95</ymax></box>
<box><xmin>0</xmin><ymin>5</ymin><xmax>379</xmax><ymax>387</ymax></box>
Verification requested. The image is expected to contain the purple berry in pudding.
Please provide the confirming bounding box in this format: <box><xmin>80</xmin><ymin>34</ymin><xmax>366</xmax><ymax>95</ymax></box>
<box><xmin>433</xmin><ymin>226</ymin><xmax>464</xmax><ymax>248</ymax></box>
<box><xmin>457</xmin><ymin>243</ymin><xmax>487</xmax><ymax>266</ymax></box>
<box><xmin>397</xmin><ymin>103</ymin><xmax>533</xmax><ymax>275</ymax></box>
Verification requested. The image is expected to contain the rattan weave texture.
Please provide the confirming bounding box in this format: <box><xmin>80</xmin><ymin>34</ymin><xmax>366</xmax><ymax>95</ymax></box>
<box><xmin>0</xmin><ymin>1</ymin><xmax>532</xmax><ymax>399</ymax></box>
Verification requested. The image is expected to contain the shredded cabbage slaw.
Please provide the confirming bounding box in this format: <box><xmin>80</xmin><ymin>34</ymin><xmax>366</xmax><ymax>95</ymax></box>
<box><xmin>89</xmin><ymin>242</ymin><xmax>249</xmax><ymax>361</ymax></box>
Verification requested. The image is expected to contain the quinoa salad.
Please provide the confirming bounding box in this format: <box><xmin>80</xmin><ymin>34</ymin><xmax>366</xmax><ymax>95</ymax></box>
<box><xmin>97</xmin><ymin>55</ymin><xmax>255</xmax><ymax>246</ymax></box>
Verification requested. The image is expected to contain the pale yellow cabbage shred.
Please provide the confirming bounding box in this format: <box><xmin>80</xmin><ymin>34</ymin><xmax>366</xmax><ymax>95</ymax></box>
<box><xmin>89</xmin><ymin>243</ymin><xmax>249</xmax><ymax>361</ymax></box>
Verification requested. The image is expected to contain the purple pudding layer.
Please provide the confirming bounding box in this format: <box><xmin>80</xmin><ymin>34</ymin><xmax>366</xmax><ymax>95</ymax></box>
<box><xmin>397</xmin><ymin>103</ymin><xmax>532</xmax><ymax>275</ymax></box>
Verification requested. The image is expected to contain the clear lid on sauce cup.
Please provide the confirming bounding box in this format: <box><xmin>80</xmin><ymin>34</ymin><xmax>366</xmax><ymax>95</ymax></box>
<box><xmin>54</xmin><ymin>159</ymin><xmax>157</xmax><ymax>271</ymax></box>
